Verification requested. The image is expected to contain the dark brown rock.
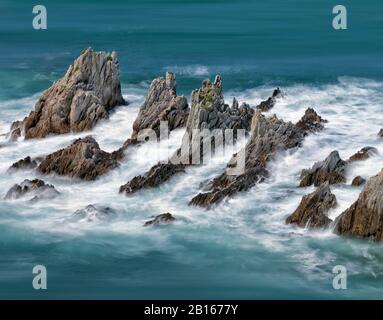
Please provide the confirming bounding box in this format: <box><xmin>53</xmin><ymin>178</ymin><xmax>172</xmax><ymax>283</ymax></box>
<box><xmin>7</xmin><ymin>156</ymin><xmax>37</xmax><ymax>172</ymax></box>
<box><xmin>295</xmin><ymin>107</ymin><xmax>328</xmax><ymax>133</ymax></box>
<box><xmin>11</xmin><ymin>48</ymin><xmax>124</xmax><ymax>140</ymax></box>
<box><xmin>335</xmin><ymin>169</ymin><xmax>383</xmax><ymax>241</ymax></box>
<box><xmin>299</xmin><ymin>151</ymin><xmax>347</xmax><ymax>187</ymax></box>
<box><xmin>351</xmin><ymin>176</ymin><xmax>366</xmax><ymax>186</ymax></box>
<box><xmin>38</xmin><ymin>136</ymin><xmax>119</xmax><ymax>180</ymax></box>
<box><xmin>256</xmin><ymin>88</ymin><xmax>282</xmax><ymax>112</ymax></box>
<box><xmin>189</xmin><ymin>108</ymin><xmax>326</xmax><ymax>208</ymax></box>
<box><xmin>349</xmin><ymin>146</ymin><xmax>378</xmax><ymax>162</ymax></box>
<box><xmin>144</xmin><ymin>213</ymin><xmax>176</xmax><ymax>227</ymax></box>
<box><xmin>286</xmin><ymin>183</ymin><xmax>336</xmax><ymax>229</ymax></box>
<box><xmin>4</xmin><ymin>179</ymin><xmax>59</xmax><ymax>201</ymax></box>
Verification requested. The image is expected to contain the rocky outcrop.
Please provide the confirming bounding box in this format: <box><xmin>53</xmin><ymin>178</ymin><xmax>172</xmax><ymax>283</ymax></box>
<box><xmin>144</xmin><ymin>213</ymin><xmax>176</xmax><ymax>227</ymax></box>
<box><xmin>378</xmin><ymin>129</ymin><xmax>383</xmax><ymax>138</ymax></box>
<box><xmin>351</xmin><ymin>176</ymin><xmax>366</xmax><ymax>186</ymax></box>
<box><xmin>7</xmin><ymin>156</ymin><xmax>37</xmax><ymax>172</ymax></box>
<box><xmin>119</xmin><ymin>76</ymin><xmax>254</xmax><ymax>195</ymax></box>
<box><xmin>4</xmin><ymin>179</ymin><xmax>59</xmax><ymax>201</ymax></box>
<box><xmin>10</xmin><ymin>48</ymin><xmax>124</xmax><ymax>140</ymax></box>
<box><xmin>349</xmin><ymin>146</ymin><xmax>378</xmax><ymax>162</ymax></box>
<box><xmin>256</xmin><ymin>88</ymin><xmax>282</xmax><ymax>112</ymax></box>
<box><xmin>286</xmin><ymin>183</ymin><xmax>336</xmax><ymax>229</ymax></box>
<box><xmin>131</xmin><ymin>72</ymin><xmax>188</xmax><ymax>140</ymax></box>
<box><xmin>71</xmin><ymin>204</ymin><xmax>116</xmax><ymax>222</ymax></box>
<box><xmin>38</xmin><ymin>136</ymin><xmax>119</xmax><ymax>180</ymax></box>
<box><xmin>189</xmin><ymin>108</ymin><xmax>327</xmax><ymax>208</ymax></box>
<box><xmin>295</xmin><ymin>108</ymin><xmax>328</xmax><ymax>133</ymax></box>
<box><xmin>335</xmin><ymin>169</ymin><xmax>383</xmax><ymax>241</ymax></box>
<box><xmin>299</xmin><ymin>151</ymin><xmax>347</xmax><ymax>187</ymax></box>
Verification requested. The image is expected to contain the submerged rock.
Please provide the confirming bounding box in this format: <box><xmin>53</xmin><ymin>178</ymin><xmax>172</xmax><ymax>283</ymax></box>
<box><xmin>10</xmin><ymin>48</ymin><xmax>124</xmax><ymax>140</ymax></box>
<box><xmin>7</xmin><ymin>156</ymin><xmax>37</xmax><ymax>172</ymax></box>
<box><xmin>72</xmin><ymin>204</ymin><xmax>116</xmax><ymax>222</ymax></box>
<box><xmin>299</xmin><ymin>151</ymin><xmax>347</xmax><ymax>187</ymax></box>
<box><xmin>189</xmin><ymin>108</ymin><xmax>326</xmax><ymax>208</ymax></box>
<box><xmin>38</xmin><ymin>136</ymin><xmax>119</xmax><ymax>180</ymax></box>
<box><xmin>144</xmin><ymin>213</ymin><xmax>176</xmax><ymax>227</ymax></box>
<box><xmin>349</xmin><ymin>146</ymin><xmax>378</xmax><ymax>162</ymax></box>
<box><xmin>351</xmin><ymin>176</ymin><xmax>366</xmax><ymax>186</ymax></box>
<box><xmin>4</xmin><ymin>179</ymin><xmax>59</xmax><ymax>201</ymax></box>
<box><xmin>256</xmin><ymin>88</ymin><xmax>282</xmax><ymax>112</ymax></box>
<box><xmin>378</xmin><ymin>129</ymin><xmax>383</xmax><ymax>138</ymax></box>
<box><xmin>286</xmin><ymin>183</ymin><xmax>336</xmax><ymax>229</ymax></box>
<box><xmin>335</xmin><ymin>169</ymin><xmax>383</xmax><ymax>241</ymax></box>
<box><xmin>120</xmin><ymin>75</ymin><xmax>254</xmax><ymax>195</ymax></box>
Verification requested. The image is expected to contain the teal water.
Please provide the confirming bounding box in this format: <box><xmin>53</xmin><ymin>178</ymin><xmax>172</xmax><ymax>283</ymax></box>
<box><xmin>1</xmin><ymin>0</ymin><xmax>383</xmax><ymax>299</ymax></box>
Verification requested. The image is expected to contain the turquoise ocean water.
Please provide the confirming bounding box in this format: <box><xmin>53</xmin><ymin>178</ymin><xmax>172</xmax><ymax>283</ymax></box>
<box><xmin>0</xmin><ymin>0</ymin><xmax>383</xmax><ymax>299</ymax></box>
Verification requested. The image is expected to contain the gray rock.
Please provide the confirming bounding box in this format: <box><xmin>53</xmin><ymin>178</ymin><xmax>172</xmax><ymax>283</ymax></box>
<box><xmin>300</xmin><ymin>151</ymin><xmax>347</xmax><ymax>187</ymax></box>
<box><xmin>72</xmin><ymin>204</ymin><xmax>116</xmax><ymax>222</ymax></box>
<box><xmin>378</xmin><ymin>129</ymin><xmax>383</xmax><ymax>138</ymax></box>
<box><xmin>4</xmin><ymin>179</ymin><xmax>59</xmax><ymax>201</ymax></box>
<box><xmin>7</xmin><ymin>156</ymin><xmax>37</xmax><ymax>172</ymax></box>
<box><xmin>144</xmin><ymin>213</ymin><xmax>176</xmax><ymax>227</ymax></box>
<box><xmin>11</xmin><ymin>48</ymin><xmax>125</xmax><ymax>139</ymax></box>
<box><xmin>286</xmin><ymin>183</ymin><xmax>336</xmax><ymax>229</ymax></box>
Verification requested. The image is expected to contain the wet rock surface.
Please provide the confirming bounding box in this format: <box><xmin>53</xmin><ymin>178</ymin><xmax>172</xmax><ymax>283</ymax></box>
<box><xmin>351</xmin><ymin>176</ymin><xmax>366</xmax><ymax>186</ymax></box>
<box><xmin>144</xmin><ymin>213</ymin><xmax>176</xmax><ymax>226</ymax></box>
<box><xmin>286</xmin><ymin>183</ymin><xmax>336</xmax><ymax>229</ymax></box>
<box><xmin>38</xmin><ymin>136</ymin><xmax>119</xmax><ymax>180</ymax></box>
<box><xmin>189</xmin><ymin>108</ymin><xmax>326</xmax><ymax>208</ymax></box>
<box><xmin>299</xmin><ymin>151</ymin><xmax>347</xmax><ymax>187</ymax></box>
<box><xmin>7</xmin><ymin>156</ymin><xmax>37</xmax><ymax>172</ymax></box>
<box><xmin>71</xmin><ymin>204</ymin><xmax>116</xmax><ymax>222</ymax></box>
<box><xmin>256</xmin><ymin>88</ymin><xmax>282</xmax><ymax>112</ymax></box>
<box><xmin>10</xmin><ymin>48</ymin><xmax>124</xmax><ymax>140</ymax></box>
<box><xmin>4</xmin><ymin>179</ymin><xmax>59</xmax><ymax>201</ymax></box>
<box><xmin>120</xmin><ymin>76</ymin><xmax>254</xmax><ymax>195</ymax></box>
<box><xmin>295</xmin><ymin>107</ymin><xmax>328</xmax><ymax>133</ymax></box>
<box><xmin>335</xmin><ymin>169</ymin><xmax>383</xmax><ymax>241</ymax></box>
<box><xmin>349</xmin><ymin>146</ymin><xmax>378</xmax><ymax>162</ymax></box>
<box><xmin>378</xmin><ymin>129</ymin><xmax>383</xmax><ymax>138</ymax></box>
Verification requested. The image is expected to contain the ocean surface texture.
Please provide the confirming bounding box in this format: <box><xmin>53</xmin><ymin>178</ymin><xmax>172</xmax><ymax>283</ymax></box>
<box><xmin>0</xmin><ymin>0</ymin><xmax>383</xmax><ymax>299</ymax></box>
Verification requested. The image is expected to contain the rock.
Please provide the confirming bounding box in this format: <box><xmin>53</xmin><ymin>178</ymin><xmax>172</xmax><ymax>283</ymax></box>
<box><xmin>189</xmin><ymin>108</ymin><xmax>326</xmax><ymax>208</ymax></box>
<box><xmin>7</xmin><ymin>121</ymin><xmax>22</xmax><ymax>141</ymax></box>
<box><xmin>131</xmin><ymin>72</ymin><xmax>189</xmax><ymax>140</ymax></box>
<box><xmin>11</xmin><ymin>48</ymin><xmax>124</xmax><ymax>139</ymax></box>
<box><xmin>38</xmin><ymin>136</ymin><xmax>119</xmax><ymax>180</ymax></box>
<box><xmin>144</xmin><ymin>213</ymin><xmax>176</xmax><ymax>227</ymax></box>
<box><xmin>349</xmin><ymin>146</ymin><xmax>378</xmax><ymax>162</ymax></box>
<box><xmin>378</xmin><ymin>129</ymin><xmax>383</xmax><ymax>138</ymax></box>
<box><xmin>295</xmin><ymin>107</ymin><xmax>328</xmax><ymax>133</ymax></box>
<box><xmin>71</xmin><ymin>204</ymin><xmax>116</xmax><ymax>222</ymax></box>
<box><xmin>7</xmin><ymin>156</ymin><xmax>37</xmax><ymax>172</ymax></box>
<box><xmin>120</xmin><ymin>76</ymin><xmax>254</xmax><ymax>195</ymax></box>
<box><xmin>256</xmin><ymin>88</ymin><xmax>282</xmax><ymax>112</ymax></box>
<box><xmin>4</xmin><ymin>179</ymin><xmax>59</xmax><ymax>201</ymax></box>
<box><xmin>286</xmin><ymin>183</ymin><xmax>336</xmax><ymax>229</ymax></box>
<box><xmin>299</xmin><ymin>151</ymin><xmax>347</xmax><ymax>187</ymax></box>
<box><xmin>351</xmin><ymin>176</ymin><xmax>366</xmax><ymax>186</ymax></box>
<box><xmin>335</xmin><ymin>169</ymin><xmax>383</xmax><ymax>241</ymax></box>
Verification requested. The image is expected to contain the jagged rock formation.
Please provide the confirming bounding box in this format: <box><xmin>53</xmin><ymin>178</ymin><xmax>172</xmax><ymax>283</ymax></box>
<box><xmin>71</xmin><ymin>204</ymin><xmax>116</xmax><ymax>222</ymax></box>
<box><xmin>189</xmin><ymin>108</ymin><xmax>327</xmax><ymax>208</ymax></box>
<box><xmin>299</xmin><ymin>151</ymin><xmax>347</xmax><ymax>187</ymax></box>
<box><xmin>335</xmin><ymin>169</ymin><xmax>383</xmax><ymax>241</ymax></box>
<box><xmin>9</xmin><ymin>48</ymin><xmax>124</xmax><ymax>140</ymax></box>
<box><xmin>4</xmin><ymin>179</ymin><xmax>59</xmax><ymax>201</ymax></box>
<box><xmin>286</xmin><ymin>183</ymin><xmax>336</xmax><ymax>229</ymax></box>
<box><xmin>256</xmin><ymin>88</ymin><xmax>282</xmax><ymax>112</ymax></box>
<box><xmin>7</xmin><ymin>156</ymin><xmax>37</xmax><ymax>172</ymax></box>
<box><xmin>349</xmin><ymin>146</ymin><xmax>378</xmax><ymax>162</ymax></box>
<box><xmin>114</xmin><ymin>72</ymin><xmax>189</xmax><ymax>159</ymax></box>
<box><xmin>119</xmin><ymin>75</ymin><xmax>254</xmax><ymax>195</ymax></box>
<box><xmin>38</xmin><ymin>136</ymin><xmax>119</xmax><ymax>180</ymax></box>
<box><xmin>295</xmin><ymin>108</ymin><xmax>328</xmax><ymax>133</ymax></box>
<box><xmin>144</xmin><ymin>213</ymin><xmax>176</xmax><ymax>227</ymax></box>
<box><xmin>378</xmin><ymin>129</ymin><xmax>383</xmax><ymax>138</ymax></box>
<box><xmin>351</xmin><ymin>176</ymin><xmax>366</xmax><ymax>186</ymax></box>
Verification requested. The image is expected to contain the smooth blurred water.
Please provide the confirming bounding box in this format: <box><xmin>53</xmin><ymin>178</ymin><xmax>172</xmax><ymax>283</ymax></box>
<box><xmin>0</xmin><ymin>0</ymin><xmax>383</xmax><ymax>299</ymax></box>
